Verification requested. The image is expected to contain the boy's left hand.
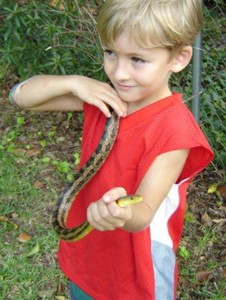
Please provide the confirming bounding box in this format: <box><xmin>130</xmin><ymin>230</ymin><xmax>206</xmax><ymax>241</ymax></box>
<box><xmin>87</xmin><ymin>187</ymin><xmax>132</xmax><ymax>231</ymax></box>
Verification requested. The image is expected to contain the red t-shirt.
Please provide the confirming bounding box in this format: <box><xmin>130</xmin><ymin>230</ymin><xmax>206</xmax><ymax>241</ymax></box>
<box><xmin>58</xmin><ymin>93</ymin><xmax>213</xmax><ymax>299</ymax></box>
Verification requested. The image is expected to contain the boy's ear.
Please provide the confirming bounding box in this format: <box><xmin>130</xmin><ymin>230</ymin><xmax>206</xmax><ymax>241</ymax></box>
<box><xmin>171</xmin><ymin>46</ymin><xmax>193</xmax><ymax>73</ymax></box>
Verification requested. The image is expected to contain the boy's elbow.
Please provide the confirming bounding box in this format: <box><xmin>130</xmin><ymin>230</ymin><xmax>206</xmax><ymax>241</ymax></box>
<box><xmin>9</xmin><ymin>83</ymin><xmax>27</xmax><ymax>108</ymax></box>
<box><xmin>14</xmin><ymin>96</ymin><xmax>32</xmax><ymax>109</ymax></box>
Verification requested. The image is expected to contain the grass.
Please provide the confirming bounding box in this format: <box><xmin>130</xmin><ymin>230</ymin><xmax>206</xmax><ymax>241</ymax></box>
<box><xmin>177</xmin><ymin>188</ymin><xmax>226</xmax><ymax>300</ymax></box>
<box><xmin>0</xmin><ymin>1</ymin><xmax>225</xmax><ymax>298</ymax></box>
<box><xmin>1</xmin><ymin>100</ymin><xmax>225</xmax><ymax>300</ymax></box>
<box><xmin>0</xmin><ymin>149</ymin><xmax>68</xmax><ymax>300</ymax></box>
<box><xmin>0</xmin><ymin>89</ymin><xmax>84</xmax><ymax>299</ymax></box>
<box><xmin>178</xmin><ymin>230</ymin><xmax>226</xmax><ymax>300</ymax></box>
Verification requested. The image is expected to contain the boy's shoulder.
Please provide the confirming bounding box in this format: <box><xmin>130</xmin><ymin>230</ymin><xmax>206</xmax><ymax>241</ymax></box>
<box><xmin>135</xmin><ymin>93</ymin><xmax>192</xmax><ymax>128</ymax></box>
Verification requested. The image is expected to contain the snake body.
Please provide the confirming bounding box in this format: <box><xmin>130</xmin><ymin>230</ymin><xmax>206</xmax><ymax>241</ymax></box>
<box><xmin>52</xmin><ymin>111</ymin><xmax>142</xmax><ymax>242</ymax></box>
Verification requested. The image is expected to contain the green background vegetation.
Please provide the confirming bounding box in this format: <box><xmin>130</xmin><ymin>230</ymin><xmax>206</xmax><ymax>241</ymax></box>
<box><xmin>0</xmin><ymin>1</ymin><xmax>225</xmax><ymax>299</ymax></box>
<box><xmin>0</xmin><ymin>0</ymin><xmax>225</xmax><ymax>168</ymax></box>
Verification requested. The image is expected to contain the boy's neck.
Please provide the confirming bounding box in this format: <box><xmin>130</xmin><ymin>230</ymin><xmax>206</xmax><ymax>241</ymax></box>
<box><xmin>127</xmin><ymin>89</ymin><xmax>172</xmax><ymax>115</ymax></box>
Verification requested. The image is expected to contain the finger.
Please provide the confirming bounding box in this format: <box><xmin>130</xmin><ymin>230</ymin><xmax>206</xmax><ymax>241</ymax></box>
<box><xmin>102</xmin><ymin>187</ymin><xmax>127</xmax><ymax>204</ymax></box>
<box><xmin>93</xmin><ymin>96</ymin><xmax>127</xmax><ymax>119</ymax></box>
<box><xmin>87</xmin><ymin>201</ymin><xmax>115</xmax><ymax>231</ymax></box>
<box><xmin>93</xmin><ymin>99</ymin><xmax>112</xmax><ymax>118</ymax></box>
<box><xmin>95</xmin><ymin>95</ymin><xmax>126</xmax><ymax>118</ymax></box>
<box><xmin>107</xmin><ymin>202</ymin><xmax>132</xmax><ymax>224</ymax></box>
<box><xmin>105</xmin><ymin>90</ymin><xmax>128</xmax><ymax>116</ymax></box>
<box><xmin>97</xmin><ymin>201</ymin><xmax>127</xmax><ymax>228</ymax></box>
<box><xmin>100</xmin><ymin>84</ymin><xmax>127</xmax><ymax>116</ymax></box>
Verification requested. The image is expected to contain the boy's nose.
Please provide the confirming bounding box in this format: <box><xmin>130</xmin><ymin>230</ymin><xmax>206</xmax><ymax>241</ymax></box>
<box><xmin>113</xmin><ymin>60</ymin><xmax>130</xmax><ymax>81</ymax></box>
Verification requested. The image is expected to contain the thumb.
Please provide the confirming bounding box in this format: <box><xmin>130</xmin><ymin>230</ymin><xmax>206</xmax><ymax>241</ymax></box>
<box><xmin>102</xmin><ymin>187</ymin><xmax>127</xmax><ymax>204</ymax></box>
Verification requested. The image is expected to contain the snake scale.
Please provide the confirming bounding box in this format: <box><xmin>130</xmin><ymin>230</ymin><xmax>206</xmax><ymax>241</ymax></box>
<box><xmin>52</xmin><ymin>110</ymin><xmax>143</xmax><ymax>242</ymax></box>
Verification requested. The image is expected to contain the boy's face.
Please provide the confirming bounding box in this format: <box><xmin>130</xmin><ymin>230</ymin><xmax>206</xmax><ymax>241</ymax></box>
<box><xmin>103</xmin><ymin>31</ymin><xmax>176</xmax><ymax>113</ymax></box>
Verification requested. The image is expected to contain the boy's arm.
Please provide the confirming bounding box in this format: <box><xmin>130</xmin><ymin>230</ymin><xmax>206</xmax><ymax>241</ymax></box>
<box><xmin>13</xmin><ymin>75</ymin><xmax>126</xmax><ymax>117</ymax></box>
<box><xmin>123</xmin><ymin>148</ymin><xmax>189</xmax><ymax>231</ymax></box>
<box><xmin>87</xmin><ymin>149</ymin><xmax>189</xmax><ymax>232</ymax></box>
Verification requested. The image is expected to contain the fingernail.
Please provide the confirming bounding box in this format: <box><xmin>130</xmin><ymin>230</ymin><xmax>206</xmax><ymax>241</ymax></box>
<box><xmin>103</xmin><ymin>194</ymin><xmax>111</xmax><ymax>203</ymax></box>
<box><xmin>119</xmin><ymin>111</ymin><xmax>127</xmax><ymax>117</ymax></box>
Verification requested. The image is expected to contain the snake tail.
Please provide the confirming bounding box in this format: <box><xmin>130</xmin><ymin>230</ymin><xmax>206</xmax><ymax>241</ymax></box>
<box><xmin>58</xmin><ymin>194</ymin><xmax>143</xmax><ymax>242</ymax></box>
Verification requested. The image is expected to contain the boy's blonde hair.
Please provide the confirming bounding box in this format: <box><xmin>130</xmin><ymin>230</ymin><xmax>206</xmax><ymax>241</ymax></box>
<box><xmin>97</xmin><ymin>0</ymin><xmax>202</xmax><ymax>50</ymax></box>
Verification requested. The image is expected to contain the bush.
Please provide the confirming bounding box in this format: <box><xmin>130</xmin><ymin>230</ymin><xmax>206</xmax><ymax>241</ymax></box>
<box><xmin>0</xmin><ymin>1</ymin><xmax>103</xmax><ymax>79</ymax></box>
<box><xmin>0</xmin><ymin>0</ymin><xmax>225</xmax><ymax>168</ymax></box>
<box><xmin>200</xmin><ymin>2</ymin><xmax>226</xmax><ymax>168</ymax></box>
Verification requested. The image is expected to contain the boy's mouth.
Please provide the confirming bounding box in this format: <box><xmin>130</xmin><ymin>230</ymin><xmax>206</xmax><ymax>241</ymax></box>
<box><xmin>114</xmin><ymin>82</ymin><xmax>135</xmax><ymax>92</ymax></box>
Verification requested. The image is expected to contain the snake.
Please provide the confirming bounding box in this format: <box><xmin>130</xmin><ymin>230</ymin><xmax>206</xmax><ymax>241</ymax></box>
<box><xmin>52</xmin><ymin>110</ymin><xmax>143</xmax><ymax>242</ymax></box>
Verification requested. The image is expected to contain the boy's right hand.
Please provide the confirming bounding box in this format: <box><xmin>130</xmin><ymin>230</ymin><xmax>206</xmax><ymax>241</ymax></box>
<box><xmin>87</xmin><ymin>187</ymin><xmax>132</xmax><ymax>232</ymax></box>
<box><xmin>70</xmin><ymin>76</ymin><xmax>127</xmax><ymax>118</ymax></box>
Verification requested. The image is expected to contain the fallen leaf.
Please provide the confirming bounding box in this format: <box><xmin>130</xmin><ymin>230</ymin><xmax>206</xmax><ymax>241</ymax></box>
<box><xmin>0</xmin><ymin>216</ymin><xmax>18</xmax><ymax>229</ymax></box>
<box><xmin>196</xmin><ymin>270</ymin><xmax>212</xmax><ymax>282</ymax></box>
<box><xmin>55</xmin><ymin>296</ymin><xmax>66</xmax><ymax>300</ymax></box>
<box><xmin>17</xmin><ymin>232</ymin><xmax>32</xmax><ymax>243</ymax></box>
<box><xmin>0</xmin><ymin>216</ymin><xmax>9</xmax><ymax>222</ymax></box>
<box><xmin>49</xmin><ymin>0</ymin><xmax>65</xmax><ymax>10</ymax></box>
<box><xmin>37</xmin><ymin>288</ymin><xmax>56</xmax><ymax>297</ymax></box>
<box><xmin>212</xmin><ymin>218</ymin><xmax>226</xmax><ymax>224</ymax></box>
<box><xmin>178</xmin><ymin>275</ymin><xmax>190</xmax><ymax>290</ymax></box>
<box><xmin>33</xmin><ymin>181</ymin><xmax>44</xmax><ymax>189</ymax></box>
<box><xmin>207</xmin><ymin>183</ymin><xmax>218</xmax><ymax>194</ymax></box>
<box><xmin>185</xmin><ymin>211</ymin><xmax>196</xmax><ymax>223</ymax></box>
<box><xmin>12</xmin><ymin>222</ymin><xmax>18</xmax><ymax>229</ymax></box>
<box><xmin>56</xmin><ymin>282</ymin><xmax>65</xmax><ymax>294</ymax></box>
<box><xmin>27</xmin><ymin>243</ymin><xmax>40</xmax><ymax>257</ymax></box>
<box><xmin>218</xmin><ymin>184</ymin><xmax>226</xmax><ymax>199</ymax></box>
<box><xmin>16</xmin><ymin>158</ymin><xmax>26</xmax><ymax>165</ymax></box>
<box><xmin>56</xmin><ymin>136</ymin><xmax>65</xmax><ymax>143</ymax></box>
<box><xmin>26</xmin><ymin>147</ymin><xmax>42</xmax><ymax>157</ymax></box>
<box><xmin>13</xmin><ymin>148</ymin><xmax>27</xmax><ymax>155</ymax></box>
<box><xmin>11</xmin><ymin>213</ymin><xmax>19</xmax><ymax>219</ymax></box>
<box><xmin>201</xmin><ymin>212</ymin><xmax>213</xmax><ymax>227</ymax></box>
<box><xmin>221</xmin><ymin>206</ymin><xmax>226</xmax><ymax>213</ymax></box>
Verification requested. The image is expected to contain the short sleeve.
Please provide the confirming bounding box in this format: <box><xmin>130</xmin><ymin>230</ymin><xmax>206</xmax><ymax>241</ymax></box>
<box><xmin>137</xmin><ymin>103</ymin><xmax>213</xmax><ymax>184</ymax></box>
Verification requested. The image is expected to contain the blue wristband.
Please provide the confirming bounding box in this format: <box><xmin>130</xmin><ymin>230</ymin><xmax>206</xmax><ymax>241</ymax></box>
<box><xmin>9</xmin><ymin>83</ymin><xmax>20</xmax><ymax>104</ymax></box>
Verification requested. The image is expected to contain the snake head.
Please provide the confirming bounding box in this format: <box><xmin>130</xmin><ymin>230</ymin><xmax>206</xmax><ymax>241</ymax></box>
<box><xmin>116</xmin><ymin>195</ymin><xmax>143</xmax><ymax>207</ymax></box>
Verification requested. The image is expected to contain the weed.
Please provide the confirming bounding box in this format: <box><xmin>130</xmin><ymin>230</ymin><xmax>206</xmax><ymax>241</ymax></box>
<box><xmin>0</xmin><ymin>150</ymin><xmax>68</xmax><ymax>299</ymax></box>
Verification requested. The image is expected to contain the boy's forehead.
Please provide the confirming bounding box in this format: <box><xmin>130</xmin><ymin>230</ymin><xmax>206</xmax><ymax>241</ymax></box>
<box><xmin>102</xmin><ymin>30</ymin><xmax>158</xmax><ymax>54</ymax></box>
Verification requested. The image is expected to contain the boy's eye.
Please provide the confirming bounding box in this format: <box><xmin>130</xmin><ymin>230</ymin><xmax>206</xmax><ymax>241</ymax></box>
<box><xmin>131</xmin><ymin>57</ymin><xmax>146</xmax><ymax>64</ymax></box>
<box><xmin>103</xmin><ymin>49</ymin><xmax>115</xmax><ymax>56</ymax></box>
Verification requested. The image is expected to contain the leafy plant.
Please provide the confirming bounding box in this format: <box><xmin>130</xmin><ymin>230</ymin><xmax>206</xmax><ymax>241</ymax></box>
<box><xmin>0</xmin><ymin>1</ymin><xmax>103</xmax><ymax>80</ymax></box>
<box><xmin>171</xmin><ymin>1</ymin><xmax>226</xmax><ymax>169</ymax></box>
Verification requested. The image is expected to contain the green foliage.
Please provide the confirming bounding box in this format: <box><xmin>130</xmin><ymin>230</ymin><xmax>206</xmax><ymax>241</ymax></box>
<box><xmin>200</xmin><ymin>3</ymin><xmax>226</xmax><ymax>168</ymax></box>
<box><xmin>171</xmin><ymin>1</ymin><xmax>226</xmax><ymax>169</ymax></box>
<box><xmin>0</xmin><ymin>1</ymin><xmax>103</xmax><ymax>79</ymax></box>
<box><xmin>0</xmin><ymin>115</ymin><xmax>25</xmax><ymax>153</ymax></box>
<box><xmin>0</xmin><ymin>0</ymin><xmax>225</xmax><ymax>168</ymax></box>
<box><xmin>0</xmin><ymin>150</ymin><xmax>67</xmax><ymax>299</ymax></box>
<box><xmin>178</xmin><ymin>246</ymin><xmax>191</xmax><ymax>259</ymax></box>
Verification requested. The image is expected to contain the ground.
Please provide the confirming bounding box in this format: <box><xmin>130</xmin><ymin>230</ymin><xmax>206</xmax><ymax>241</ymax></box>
<box><xmin>0</xmin><ymin>90</ymin><xmax>225</xmax><ymax>299</ymax></box>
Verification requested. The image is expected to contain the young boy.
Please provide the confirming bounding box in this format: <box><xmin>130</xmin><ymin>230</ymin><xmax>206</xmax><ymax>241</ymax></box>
<box><xmin>11</xmin><ymin>0</ymin><xmax>213</xmax><ymax>299</ymax></box>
